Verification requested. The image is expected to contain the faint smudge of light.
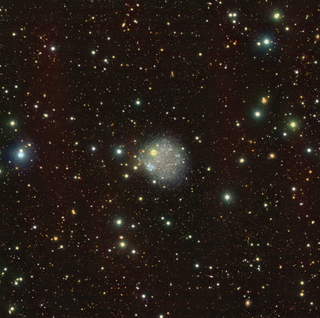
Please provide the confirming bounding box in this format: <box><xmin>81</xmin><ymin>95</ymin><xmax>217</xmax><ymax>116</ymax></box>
<box><xmin>290</xmin><ymin>121</ymin><xmax>296</xmax><ymax>128</ymax></box>
<box><xmin>269</xmin><ymin>153</ymin><xmax>275</xmax><ymax>159</ymax></box>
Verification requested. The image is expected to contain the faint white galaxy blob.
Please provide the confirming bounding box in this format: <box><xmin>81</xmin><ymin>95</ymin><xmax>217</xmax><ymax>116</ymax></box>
<box><xmin>138</xmin><ymin>136</ymin><xmax>190</xmax><ymax>187</ymax></box>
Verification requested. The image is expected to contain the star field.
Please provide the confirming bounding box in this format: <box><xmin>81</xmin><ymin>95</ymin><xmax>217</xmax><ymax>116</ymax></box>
<box><xmin>1</xmin><ymin>0</ymin><xmax>320</xmax><ymax>317</ymax></box>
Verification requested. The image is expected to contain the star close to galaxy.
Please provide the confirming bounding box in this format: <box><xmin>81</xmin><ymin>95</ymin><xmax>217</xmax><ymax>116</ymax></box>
<box><xmin>1</xmin><ymin>1</ymin><xmax>319</xmax><ymax>317</ymax></box>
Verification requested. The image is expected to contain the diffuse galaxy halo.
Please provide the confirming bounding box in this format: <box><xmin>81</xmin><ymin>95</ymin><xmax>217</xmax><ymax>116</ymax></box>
<box><xmin>137</xmin><ymin>135</ymin><xmax>190</xmax><ymax>187</ymax></box>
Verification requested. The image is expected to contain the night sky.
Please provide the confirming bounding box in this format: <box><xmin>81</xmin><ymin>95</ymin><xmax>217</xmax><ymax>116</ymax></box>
<box><xmin>1</xmin><ymin>0</ymin><xmax>320</xmax><ymax>317</ymax></box>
